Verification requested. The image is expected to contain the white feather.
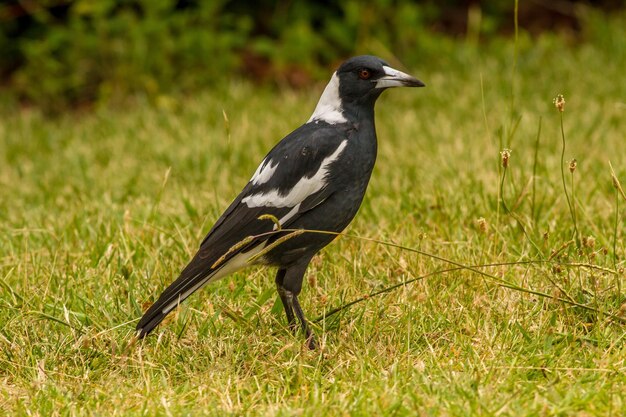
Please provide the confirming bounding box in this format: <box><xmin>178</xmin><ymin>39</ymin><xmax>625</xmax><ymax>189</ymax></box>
<box><xmin>250</xmin><ymin>158</ymin><xmax>279</xmax><ymax>185</ymax></box>
<box><xmin>161</xmin><ymin>243</ymin><xmax>267</xmax><ymax>315</ymax></box>
<box><xmin>242</xmin><ymin>140</ymin><xmax>348</xmax><ymax>209</ymax></box>
<box><xmin>307</xmin><ymin>72</ymin><xmax>348</xmax><ymax>124</ymax></box>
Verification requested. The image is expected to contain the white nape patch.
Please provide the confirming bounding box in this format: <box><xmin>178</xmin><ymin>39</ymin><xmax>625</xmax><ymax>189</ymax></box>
<box><xmin>250</xmin><ymin>158</ymin><xmax>279</xmax><ymax>185</ymax></box>
<box><xmin>242</xmin><ymin>140</ymin><xmax>348</xmax><ymax>209</ymax></box>
<box><xmin>307</xmin><ymin>72</ymin><xmax>348</xmax><ymax>124</ymax></box>
<box><xmin>375</xmin><ymin>65</ymin><xmax>413</xmax><ymax>89</ymax></box>
<box><xmin>161</xmin><ymin>243</ymin><xmax>266</xmax><ymax>315</ymax></box>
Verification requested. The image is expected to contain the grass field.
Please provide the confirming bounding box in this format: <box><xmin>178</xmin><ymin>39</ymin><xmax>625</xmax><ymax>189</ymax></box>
<box><xmin>2</xmin><ymin>23</ymin><xmax>626</xmax><ymax>416</ymax></box>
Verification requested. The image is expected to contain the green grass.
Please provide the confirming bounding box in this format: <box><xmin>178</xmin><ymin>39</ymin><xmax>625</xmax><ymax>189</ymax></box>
<box><xmin>2</xmin><ymin>28</ymin><xmax>626</xmax><ymax>416</ymax></box>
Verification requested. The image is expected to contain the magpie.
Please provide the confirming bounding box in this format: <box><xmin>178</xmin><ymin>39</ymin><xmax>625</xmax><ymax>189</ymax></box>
<box><xmin>136</xmin><ymin>55</ymin><xmax>424</xmax><ymax>348</ymax></box>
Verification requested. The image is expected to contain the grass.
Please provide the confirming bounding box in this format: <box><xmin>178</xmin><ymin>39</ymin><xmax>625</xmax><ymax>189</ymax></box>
<box><xmin>2</xmin><ymin>23</ymin><xmax>626</xmax><ymax>416</ymax></box>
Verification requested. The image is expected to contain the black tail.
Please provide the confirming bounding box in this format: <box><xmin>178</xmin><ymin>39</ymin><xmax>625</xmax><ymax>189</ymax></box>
<box><xmin>135</xmin><ymin>230</ymin><xmax>266</xmax><ymax>337</ymax></box>
<box><xmin>136</xmin><ymin>309</ymin><xmax>168</xmax><ymax>338</ymax></box>
<box><xmin>136</xmin><ymin>253</ymin><xmax>217</xmax><ymax>338</ymax></box>
<box><xmin>135</xmin><ymin>281</ymin><xmax>198</xmax><ymax>338</ymax></box>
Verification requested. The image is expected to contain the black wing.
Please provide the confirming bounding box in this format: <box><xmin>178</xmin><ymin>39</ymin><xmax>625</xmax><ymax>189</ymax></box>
<box><xmin>136</xmin><ymin>122</ymin><xmax>353</xmax><ymax>336</ymax></box>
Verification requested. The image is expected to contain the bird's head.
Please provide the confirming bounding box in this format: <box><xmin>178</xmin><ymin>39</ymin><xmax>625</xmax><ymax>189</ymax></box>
<box><xmin>337</xmin><ymin>55</ymin><xmax>424</xmax><ymax>99</ymax></box>
<box><xmin>309</xmin><ymin>55</ymin><xmax>424</xmax><ymax>124</ymax></box>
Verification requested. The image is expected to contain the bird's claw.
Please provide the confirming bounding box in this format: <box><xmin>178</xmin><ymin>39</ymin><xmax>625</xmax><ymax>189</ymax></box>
<box><xmin>305</xmin><ymin>333</ymin><xmax>317</xmax><ymax>350</ymax></box>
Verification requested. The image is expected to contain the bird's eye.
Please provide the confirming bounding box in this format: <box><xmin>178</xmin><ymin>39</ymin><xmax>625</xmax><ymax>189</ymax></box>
<box><xmin>358</xmin><ymin>69</ymin><xmax>371</xmax><ymax>80</ymax></box>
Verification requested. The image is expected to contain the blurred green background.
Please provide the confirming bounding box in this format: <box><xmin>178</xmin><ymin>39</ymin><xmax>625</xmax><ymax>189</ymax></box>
<box><xmin>1</xmin><ymin>0</ymin><xmax>625</xmax><ymax>113</ymax></box>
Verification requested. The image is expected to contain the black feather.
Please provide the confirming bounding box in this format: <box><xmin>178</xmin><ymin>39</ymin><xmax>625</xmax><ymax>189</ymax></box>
<box><xmin>135</xmin><ymin>55</ymin><xmax>424</xmax><ymax>342</ymax></box>
<box><xmin>136</xmin><ymin>125</ymin><xmax>354</xmax><ymax>336</ymax></box>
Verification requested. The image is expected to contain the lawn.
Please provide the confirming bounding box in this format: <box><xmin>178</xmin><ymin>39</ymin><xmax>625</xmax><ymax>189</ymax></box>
<box><xmin>1</xmin><ymin>25</ymin><xmax>626</xmax><ymax>416</ymax></box>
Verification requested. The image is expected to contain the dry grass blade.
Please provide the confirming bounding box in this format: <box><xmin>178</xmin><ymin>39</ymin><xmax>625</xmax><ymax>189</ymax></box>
<box><xmin>257</xmin><ymin>214</ymin><xmax>282</xmax><ymax>230</ymax></box>
<box><xmin>609</xmin><ymin>161</ymin><xmax>626</xmax><ymax>201</ymax></box>
<box><xmin>211</xmin><ymin>235</ymin><xmax>255</xmax><ymax>269</ymax></box>
<box><xmin>247</xmin><ymin>230</ymin><xmax>305</xmax><ymax>263</ymax></box>
<box><xmin>247</xmin><ymin>228</ymin><xmax>626</xmax><ymax>324</ymax></box>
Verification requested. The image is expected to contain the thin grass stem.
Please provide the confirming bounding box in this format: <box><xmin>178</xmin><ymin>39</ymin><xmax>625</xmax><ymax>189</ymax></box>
<box><xmin>499</xmin><ymin>154</ymin><xmax>543</xmax><ymax>256</ymax></box>
<box><xmin>237</xmin><ymin>228</ymin><xmax>625</xmax><ymax>324</ymax></box>
<box><xmin>531</xmin><ymin>117</ymin><xmax>542</xmax><ymax>223</ymax></box>
<box><xmin>559</xmin><ymin>112</ymin><xmax>579</xmax><ymax>246</ymax></box>
<box><xmin>609</xmin><ymin>161</ymin><xmax>624</xmax><ymax>296</ymax></box>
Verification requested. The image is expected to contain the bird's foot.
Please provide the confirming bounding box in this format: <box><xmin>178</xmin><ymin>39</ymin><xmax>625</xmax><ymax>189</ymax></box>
<box><xmin>288</xmin><ymin>322</ymin><xmax>317</xmax><ymax>349</ymax></box>
<box><xmin>305</xmin><ymin>332</ymin><xmax>317</xmax><ymax>350</ymax></box>
<box><xmin>288</xmin><ymin>321</ymin><xmax>299</xmax><ymax>334</ymax></box>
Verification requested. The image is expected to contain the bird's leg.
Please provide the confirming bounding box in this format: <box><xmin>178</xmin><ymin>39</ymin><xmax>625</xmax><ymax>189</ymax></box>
<box><xmin>277</xmin><ymin>260</ymin><xmax>317</xmax><ymax>349</ymax></box>
<box><xmin>275</xmin><ymin>268</ymin><xmax>296</xmax><ymax>330</ymax></box>
<box><xmin>291</xmin><ymin>293</ymin><xmax>316</xmax><ymax>350</ymax></box>
<box><xmin>278</xmin><ymin>289</ymin><xmax>316</xmax><ymax>349</ymax></box>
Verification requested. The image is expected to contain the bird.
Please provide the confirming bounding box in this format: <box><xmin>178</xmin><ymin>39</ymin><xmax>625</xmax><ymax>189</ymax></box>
<box><xmin>136</xmin><ymin>55</ymin><xmax>425</xmax><ymax>348</ymax></box>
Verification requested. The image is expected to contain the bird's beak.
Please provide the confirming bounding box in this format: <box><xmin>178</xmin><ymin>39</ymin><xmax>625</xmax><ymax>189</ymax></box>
<box><xmin>375</xmin><ymin>65</ymin><xmax>425</xmax><ymax>89</ymax></box>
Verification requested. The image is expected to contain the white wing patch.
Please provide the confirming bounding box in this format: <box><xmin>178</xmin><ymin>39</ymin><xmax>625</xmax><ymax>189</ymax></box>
<box><xmin>307</xmin><ymin>72</ymin><xmax>348</xmax><ymax>125</ymax></box>
<box><xmin>242</xmin><ymin>140</ymin><xmax>348</xmax><ymax>209</ymax></box>
<box><xmin>250</xmin><ymin>158</ymin><xmax>279</xmax><ymax>185</ymax></box>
